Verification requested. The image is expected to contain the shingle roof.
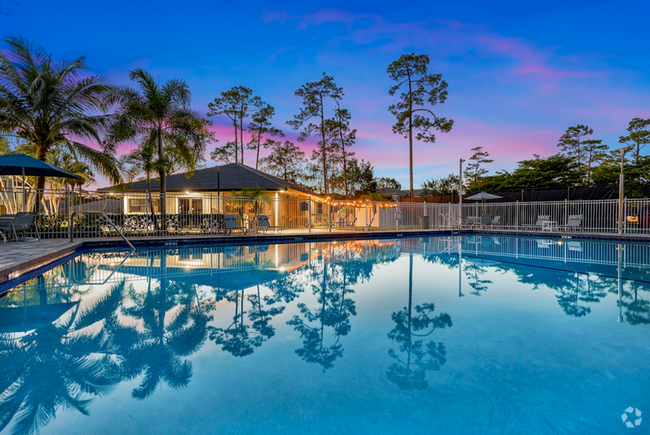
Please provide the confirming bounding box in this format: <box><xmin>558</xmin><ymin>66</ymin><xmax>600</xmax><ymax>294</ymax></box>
<box><xmin>99</xmin><ymin>163</ymin><xmax>317</xmax><ymax>196</ymax></box>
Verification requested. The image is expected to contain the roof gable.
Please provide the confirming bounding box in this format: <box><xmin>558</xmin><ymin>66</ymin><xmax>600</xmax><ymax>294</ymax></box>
<box><xmin>99</xmin><ymin>163</ymin><xmax>317</xmax><ymax>196</ymax></box>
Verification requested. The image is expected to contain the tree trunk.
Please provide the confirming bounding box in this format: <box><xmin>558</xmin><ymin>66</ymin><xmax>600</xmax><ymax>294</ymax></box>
<box><xmin>408</xmin><ymin>73</ymin><xmax>414</xmax><ymax>199</ymax></box>
<box><xmin>320</xmin><ymin>94</ymin><xmax>327</xmax><ymax>195</ymax></box>
<box><xmin>232</xmin><ymin>118</ymin><xmax>239</xmax><ymax>164</ymax></box>
<box><xmin>35</xmin><ymin>145</ymin><xmax>49</xmax><ymax>213</ymax></box>
<box><xmin>256</xmin><ymin>129</ymin><xmax>262</xmax><ymax>170</ymax></box>
<box><xmin>147</xmin><ymin>178</ymin><xmax>158</xmax><ymax>232</ymax></box>
<box><xmin>157</xmin><ymin>126</ymin><xmax>166</xmax><ymax>233</ymax></box>
<box><xmin>240</xmin><ymin>113</ymin><xmax>245</xmax><ymax>165</ymax></box>
<box><xmin>339</xmin><ymin>123</ymin><xmax>348</xmax><ymax>199</ymax></box>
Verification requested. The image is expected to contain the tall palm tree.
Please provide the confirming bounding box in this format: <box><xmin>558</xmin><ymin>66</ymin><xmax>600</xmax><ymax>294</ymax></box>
<box><xmin>105</xmin><ymin>69</ymin><xmax>213</xmax><ymax>228</ymax></box>
<box><xmin>0</xmin><ymin>37</ymin><xmax>121</xmax><ymax>200</ymax></box>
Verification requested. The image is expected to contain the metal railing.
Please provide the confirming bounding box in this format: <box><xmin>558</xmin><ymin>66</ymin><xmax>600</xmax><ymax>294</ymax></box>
<box><xmin>1</xmin><ymin>187</ymin><xmax>649</xmax><ymax>240</ymax></box>
<box><xmin>70</xmin><ymin>211</ymin><xmax>135</xmax><ymax>250</ymax></box>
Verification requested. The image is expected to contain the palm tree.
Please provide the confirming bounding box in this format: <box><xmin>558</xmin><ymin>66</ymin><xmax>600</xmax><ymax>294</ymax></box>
<box><xmin>121</xmin><ymin>142</ymin><xmax>158</xmax><ymax>229</ymax></box>
<box><xmin>0</xmin><ymin>37</ymin><xmax>122</xmax><ymax>203</ymax></box>
<box><xmin>104</xmin><ymin>69</ymin><xmax>213</xmax><ymax>229</ymax></box>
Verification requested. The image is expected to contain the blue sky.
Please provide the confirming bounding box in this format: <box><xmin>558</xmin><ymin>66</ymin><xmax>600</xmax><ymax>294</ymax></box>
<box><xmin>2</xmin><ymin>0</ymin><xmax>649</xmax><ymax>187</ymax></box>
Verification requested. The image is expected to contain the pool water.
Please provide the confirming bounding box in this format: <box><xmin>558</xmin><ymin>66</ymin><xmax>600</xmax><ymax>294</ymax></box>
<box><xmin>0</xmin><ymin>235</ymin><xmax>649</xmax><ymax>434</ymax></box>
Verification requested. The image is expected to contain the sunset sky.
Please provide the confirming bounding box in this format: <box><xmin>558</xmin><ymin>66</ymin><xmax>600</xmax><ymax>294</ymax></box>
<box><xmin>2</xmin><ymin>0</ymin><xmax>649</xmax><ymax>187</ymax></box>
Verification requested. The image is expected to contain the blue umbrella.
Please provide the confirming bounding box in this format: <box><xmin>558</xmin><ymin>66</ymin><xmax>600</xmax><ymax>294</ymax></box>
<box><xmin>0</xmin><ymin>154</ymin><xmax>81</xmax><ymax>178</ymax></box>
<box><xmin>0</xmin><ymin>154</ymin><xmax>80</xmax><ymax>212</ymax></box>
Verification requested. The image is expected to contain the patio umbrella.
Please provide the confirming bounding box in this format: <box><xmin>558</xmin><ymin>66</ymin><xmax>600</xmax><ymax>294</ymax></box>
<box><xmin>465</xmin><ymin>191</ymin><xmax>503</xmax><ymax>202</ymax></box>
<box><xmin>465</xmin><ymin>191</ymin><xmax>502</xmax><ymax>215</ymax></box>
<box><xmin>0</xmin><ymin>154</ymin><xmax>80</xmax><ymax>212</ymax></box>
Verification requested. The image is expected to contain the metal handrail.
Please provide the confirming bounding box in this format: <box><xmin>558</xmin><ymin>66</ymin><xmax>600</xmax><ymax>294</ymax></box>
<box><xmin>439</xmin><ymin>213</ymin><xmax>460</xmax><ymax>231</ymax></box>
<box><xmin>70</xmin><ymin>211</ymin><xmax>135</xmax><ymax>250</ymax></box>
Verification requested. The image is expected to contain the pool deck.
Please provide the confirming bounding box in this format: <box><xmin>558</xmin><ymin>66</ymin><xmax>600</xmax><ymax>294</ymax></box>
<box><xmin>1</xmin><ymin>228</ymin><xmax>649</xmax><ymax>286</ymax></box>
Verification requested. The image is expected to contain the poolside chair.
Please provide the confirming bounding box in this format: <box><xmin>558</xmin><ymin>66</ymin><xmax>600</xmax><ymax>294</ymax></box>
<box><xmin>491</xmin><ymin>216</ymin><xmax>501</xmax><ymax>227</ymax></box>
<box><xmin>256</xmin><ymin>214</ymin><xmax>283</xmax><ymax>233</ymax></box>
<box><xmin>481</xmin><ymin>215</ymin><xmax>492</xmax><ymax>226</ymax></box>
<box><xmin>563</xmin><ymin>215</ymin><xmax>583</xmax><ymax>232</ymax></box>
<box><xmin>223</xmin><ymin>214</ymin><xmax>247</xmax><ymax>234</ymax></box>
<box><xmin>466</xmin><ymin>216</ymin><xmax>480</xmax><ymax>228</ymax></box>
<box><xmin>535</xmin><ymin>215</ymin><xmax>551</xmax><ymax>228</ymax></box>
<box><xmin>0</xmin><ymin>212</ymin><xmax>40</xmax><ymax>242</ymax></box>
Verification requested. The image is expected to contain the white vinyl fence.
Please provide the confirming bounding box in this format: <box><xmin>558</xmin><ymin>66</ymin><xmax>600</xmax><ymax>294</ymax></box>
<box><xmin>1</xmin><ymin>188</ymin><xmax>649</xmax><ymax>239</ymax></box>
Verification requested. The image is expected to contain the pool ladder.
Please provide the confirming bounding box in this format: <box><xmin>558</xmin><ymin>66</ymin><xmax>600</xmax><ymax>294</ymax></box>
<box><xmin>69</xmin><ymin>211</ymin><xmax>135</xmax><ymax>250</ymax></box>
<box><xmin>439</xmin><ymin>213</ymin><xmax>462</xmax><ymax>235</ymax></box>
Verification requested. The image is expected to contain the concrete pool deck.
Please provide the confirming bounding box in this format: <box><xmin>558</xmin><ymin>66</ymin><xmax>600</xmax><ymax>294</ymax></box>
<box><xmin>1</xmin><ymin>228</ymin><xmax>649</xmax><ymax>286</ymax></box>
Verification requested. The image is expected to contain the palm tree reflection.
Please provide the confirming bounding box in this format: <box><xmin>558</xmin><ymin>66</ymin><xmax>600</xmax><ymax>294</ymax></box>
<box><xmin>0</xmin><ymin>281</ymin><xmax>126</xmax><ymax>435</ymax></box>
<box><xmin>116</xmin><ymin>254</ymin><xmax>211</xmax><ymax>400</ymax></box>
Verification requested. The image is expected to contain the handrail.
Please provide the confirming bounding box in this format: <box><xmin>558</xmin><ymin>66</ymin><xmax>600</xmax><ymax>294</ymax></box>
<box><xmin>439</xmin><ymin>213</ymin><xmax>460</xmax><ymax>231</ymax></box>
<box><xmin>70</xmin><ymin>211</ymin><xmax>135</xmax><ymax>250</ymax></box>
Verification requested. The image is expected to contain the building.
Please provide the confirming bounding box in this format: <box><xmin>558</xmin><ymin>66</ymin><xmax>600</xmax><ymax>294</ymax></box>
<box><xmin>98</xmin><ymin>163</ymin><xmax>322</xmax><ymax>228</ymax></box>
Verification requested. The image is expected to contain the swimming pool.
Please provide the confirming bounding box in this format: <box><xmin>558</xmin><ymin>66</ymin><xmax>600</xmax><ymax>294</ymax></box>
<box><xmin>1</xmin><ymin>234</ymin><xmax>648</xmax><ymax>434</ymax></box>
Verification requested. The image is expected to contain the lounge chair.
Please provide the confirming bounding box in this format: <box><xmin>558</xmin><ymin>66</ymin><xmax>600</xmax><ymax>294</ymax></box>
<box><xmin>563</xmin><ymin>215</ymin><xmax>583</xmax><ymax>232</ymax></box>
<box><xmin>481</xmin><ymin>215</ymin><xmax>492</xmax><ymax>226</ymax></box>
<box><xmin>224</xmin><ymin>214</ymin><xmax>247</xmax><ymax>234</ymax></box>
<box><xmin>535</xmin><ymin>215</ymin><xmax>551</xmax><ymax>228</ymax></box>
<box><xmin>466</xmin><ymin>216</ymin><xmax>480</xmax><ymax>228</ymax></box>
<box><xmin>491</xmin><ymin>216</ymin><xmax>501</xmax><ymax>227</ymax></box>
<box><xmin>0</xmin><ymin>212</ymin><xmax>40</xmax><ymax>242</ymax></box>
<box><xmin>256</xmin><ymin>214</ymin><xmax>283</xmax><ymax>233</ymax></box>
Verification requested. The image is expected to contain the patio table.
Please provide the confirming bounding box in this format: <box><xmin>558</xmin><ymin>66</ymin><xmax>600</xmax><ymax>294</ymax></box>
<box><xmin>542</xmin><ymin>221</ymin><xmax>558</xmax><ymax>231</ymax></box>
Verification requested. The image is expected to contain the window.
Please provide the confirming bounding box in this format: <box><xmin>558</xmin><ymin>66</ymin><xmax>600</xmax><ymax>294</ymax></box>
<box><xmin>129</xmin><ymin>198</ymin><xmax>160</xmax><ymax>213</ymax></box>
<box><xmin>179</xmin><ymin>198</ymin><xmax>203</xmax><ymax>214</ymax></box>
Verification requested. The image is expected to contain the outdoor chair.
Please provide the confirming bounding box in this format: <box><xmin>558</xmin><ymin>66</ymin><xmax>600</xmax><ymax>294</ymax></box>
<box><xmin>338</xmin><ymin>216</ymin><xmax>357</xmax><ymax>228</ymax></box>
<box><xmin>481</xmin><ymin>215</ymin><xmax>492</xmax><ymax>226</ymax></box>
<box><xmin>535</xmin><ymin>215</ymin><xmax>551</xmax><ymax>227</ymax></box>
<box><xmin>0</xmin><ymin>212</ymin><xmax>40</xmax><ymax>242</ymax></box>
<box><xmin>535</xmin><ymin>215</ymin><xmax>558</xmax><ymax>231</ymax></box>
<box><xmin>466</xmin><ymin>216</ymin><xmax>480</xmax><ymax>228</ymax></box>
<box><xmin>223</xmin><ymin>214</ymin><xmax>247</xmax><ymax>235</ymax></box>
<box><xmin>491</xmin><ymin>216</ymin><xmax>501</xmax><ymax>227</ymax></box>
<box><xmin>256</xmin><ymin>214</ymin><xmax>283</xmax><ymax>233</ymax></box>
<box><xmin>563</xmin><ymin>215</ymin><xmax>583</xmax><ymax>232</ymax></box>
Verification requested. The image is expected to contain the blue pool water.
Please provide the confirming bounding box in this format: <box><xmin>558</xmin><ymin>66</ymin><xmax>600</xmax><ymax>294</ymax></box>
<box><xmin>0</xmin><ymin>235</ymin><xmax>649</xmax><ymax>434</ymax></box>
